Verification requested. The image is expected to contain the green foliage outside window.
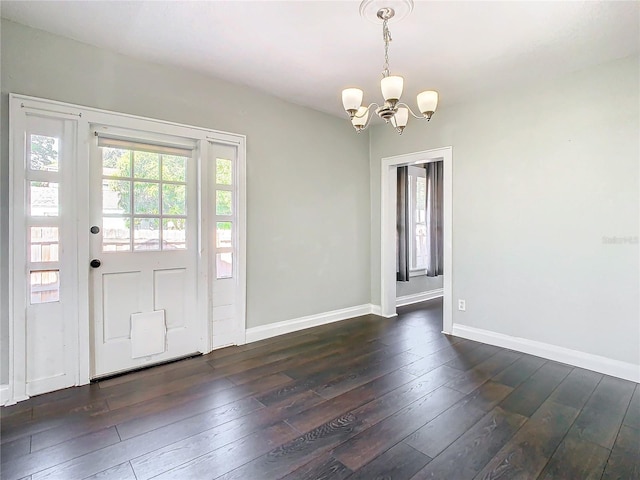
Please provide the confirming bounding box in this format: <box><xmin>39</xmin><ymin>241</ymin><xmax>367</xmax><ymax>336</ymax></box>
<box><xmin>30</xmin><ymin>135</ymin><xmax>59</xmax><ymax>171</ymax></box>
<box><xmin>103</xmin><ymin>148</ymin><xmax>187</xmax><ymax>219</ymax></box>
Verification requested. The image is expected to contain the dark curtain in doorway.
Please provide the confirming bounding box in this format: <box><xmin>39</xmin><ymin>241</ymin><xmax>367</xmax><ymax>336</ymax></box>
<box><xmin>426</xmin><ymin>161</ymin><xmax>444</xmax><ymax>277</ymax></box>
<box><xmin>396</xmin><ymin>166</ymin><xmax>410</xmax><ymax>282</ymax></box>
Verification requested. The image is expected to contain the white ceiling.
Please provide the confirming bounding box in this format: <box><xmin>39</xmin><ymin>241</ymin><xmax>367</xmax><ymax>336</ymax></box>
<box><xmin>2</xmin><ymin>1</ymin><xmax>638</xmax><ymax>117</ymax></box>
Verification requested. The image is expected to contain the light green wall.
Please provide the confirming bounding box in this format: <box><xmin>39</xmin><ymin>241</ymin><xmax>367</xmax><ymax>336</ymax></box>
<box><xmin>370</xmin><ymin>54</ymin><xmax>639</xmax><ymax>365</ymax></box>
<box><xmin>0</xmin><ymin>20</ymin><xmax>371</xmax><ymax>383</ymax></box>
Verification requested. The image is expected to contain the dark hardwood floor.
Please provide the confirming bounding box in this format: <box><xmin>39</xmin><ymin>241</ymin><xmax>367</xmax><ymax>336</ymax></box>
<box><xmin>1</xmin><ymin>299</ymin><xmax>638</xmax><ymax>480</ymax></box>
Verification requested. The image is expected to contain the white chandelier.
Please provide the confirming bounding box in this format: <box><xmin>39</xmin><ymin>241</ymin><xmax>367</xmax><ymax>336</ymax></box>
<box><xmin>341</xmin><ymin>0</ymin><xmax>438</xmax><ymax>134</ymax></box>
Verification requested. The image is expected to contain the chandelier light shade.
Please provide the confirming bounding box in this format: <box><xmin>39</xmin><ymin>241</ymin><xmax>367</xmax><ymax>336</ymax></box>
<box><xmin>341</xmin><ymin>0</ymin><xmax>438</xmax><ymax>134</ymax></box>
<box><xmin>342</xmin><ymin>88</ymin><xmax>364</xmax><ymax>115</ymax></box>
<box><xmin>380</xmin><ymin>76</ymin><xmax>404</xmax><ymax>103</ymax></box>
<box><xmin>417</xmin><ymin>90</ymin><xmax>438</xmax><ymax>120</ymax></box>
<box><xmin>391</xmin><ymin>107</ymin><xmax>409</xmax><ymax>134</ymax></box>
<box><xmin>351</xmin><ymin>106</ymin><xmax>370</xmax><ymax>133</ymax></box>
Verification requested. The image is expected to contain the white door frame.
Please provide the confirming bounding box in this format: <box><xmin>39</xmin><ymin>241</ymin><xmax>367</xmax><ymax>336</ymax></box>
<box><xmin>6</xmin><ymin>94</ymin><xmax>246</xmax><ymax>404</ymax></box>
<box><xmin>8</xmin><ymin>98</ymin><xmax>84</xmax><ymax>403</ymax></box>
<box><xmin>380</xmin><ymin>146</ymin><xmax>453</xmax><ymax>334</ymax></box>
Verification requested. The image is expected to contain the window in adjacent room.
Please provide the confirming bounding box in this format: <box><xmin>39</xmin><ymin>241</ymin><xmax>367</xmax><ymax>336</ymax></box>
<box><xmin>408</xmin><ymin>165</ymin><xmax>427</xmax><ymax>274</ymax></box>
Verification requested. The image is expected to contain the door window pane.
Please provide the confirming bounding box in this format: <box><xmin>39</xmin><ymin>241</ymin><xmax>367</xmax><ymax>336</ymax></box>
<box><xmin>30</xmin><ymin>270</ymin><xmax>60</xmax><ymax>304</ymax></box>
<box><xmin>134</xmin><ymin>182</ymin><xmax>159</xmax><ymax>214</ymax></box>
<box><xmin>216</xmin><ymin>222</ymin><xmax>232</xmax><ymax>248</ymax></box>
<box><xmin>216</xmin><ymin>253</ymin><xmax>233</xmax><ymax>279</ymax></box>
<box><xmin>101</xmin><ymin>142</ymin><xmax>189</xmax><ymax>253</ymax></box>
<box><xmin>102</xmin><ymin>148</ymin><xmax>131</xmax><ymax>177</ymax></box>
<box><xmin>216</xmin><ymin>190</ymin><xmax>232</xmax><ymax>216</ymax></box>
<box><xmin>162</xmin><ymin>155</ymin><xmax>186</xmax><ymax>182</ymax></box>
<box><xmin>162</xmin><ymin>184</ymin><xmax>186</xmax><ymax>215</ymax></box>
<box><xmin>216</xmin><ymin>158</ymin><xmax>232</xmax><ymax>185</ymax></box>
<box><xmin>30</xmin><ymin>227</ymin><xmax>59</xmax><ymax>262</ymax></box>
<box><xmin>163</xmin><ymin>218</ymin><xmax>186</xmax><ymax>250</ymax></box>
<box><xmin>134</xmin><ymin>151</ymin><xmax>160</xmax><ymax>180</ymax></box>
<box><xmin>134</xmin><ymin>218</ymin><xmax>160</xmax><ymax>251</ymax></box>
<box><xmin>30</xmin><ymin>135</ymin><xmax>59</xmax><ymax>172</ymax></box>
<box><xmin>103</xmin><ymin>217</ymin><xmax>131</xmax><ymax>252</ymax></box>
<box><xmin>30</xmin><ymin>181</ymin><xmax>59</xmax><ymax>217</ymax></box>
<box><xmin>103</xmin><ymin>179</ymin><xmax>131</xmax><ymax>214</ymax></box>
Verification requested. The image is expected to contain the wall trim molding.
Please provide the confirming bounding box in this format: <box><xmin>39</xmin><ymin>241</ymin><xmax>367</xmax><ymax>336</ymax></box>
<box><xmin>246</xmin><ymin>304</ymin><xmax>375</xmax><ymax>343</ymax></box>
<box><xmin>452</xmin><ymin>324</ymin><xmax>640</xmax><ymax>383</ymax></box>
<box><xmin>396</xmin><ymin>288</ymin><xmax>444</xmax><ymax>307</ymax></box>
<box><xmin>0</xmin><ymin>385</ymin><xmax>9</xmax><ymax>405</ymax></box>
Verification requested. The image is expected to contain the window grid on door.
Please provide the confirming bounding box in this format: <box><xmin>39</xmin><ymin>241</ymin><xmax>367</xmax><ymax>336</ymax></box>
<box><xmin>98</xmin><ymin>139</ymin><xmax>191</xmax><ymax>252</ymax></box>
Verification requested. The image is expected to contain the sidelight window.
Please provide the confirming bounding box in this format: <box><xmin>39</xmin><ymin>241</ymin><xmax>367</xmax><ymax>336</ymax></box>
<box><xmin>214</xmin><ymin>157</ymin><xmax>235</xmax><ymax>279</ymax></box>
<box><xmin>27</xmin><ymin>133</ymin><xmax>63</xmax><ymax>303</ymax></box>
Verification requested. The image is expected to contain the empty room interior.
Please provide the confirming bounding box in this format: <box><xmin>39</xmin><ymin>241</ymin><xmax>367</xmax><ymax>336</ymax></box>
<box><xmin>0</xmin><ymin>1</ymin><xmax>639</xmax><ymax>479</ymax></box>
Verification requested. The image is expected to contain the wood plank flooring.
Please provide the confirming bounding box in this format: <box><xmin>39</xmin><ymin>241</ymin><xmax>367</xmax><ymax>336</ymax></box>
<box><xmin>1</xmin><ymin>299</ymin><xmax>638</xmax><ymax>480</ymax></box>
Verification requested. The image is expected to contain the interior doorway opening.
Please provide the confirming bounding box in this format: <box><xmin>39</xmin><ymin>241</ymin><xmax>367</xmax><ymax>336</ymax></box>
<box><xmin>379</xmin><ymin>147</ymin><xmax>453</xmax><ymax>334</ymax></box>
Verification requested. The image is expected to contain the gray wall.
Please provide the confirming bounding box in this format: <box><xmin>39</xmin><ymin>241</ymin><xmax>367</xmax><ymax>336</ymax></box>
<box><xmin>0</xmin><ymin>20</ymin><xmax>371</xmax><ymax>383</ymax></box>
<box><xmin>397</xmin><ymin>275</ymin><xmax>443</xmax><ymax>298</ymax></box>
<box><xmin>371</xmin><ymin>54</ymin><xmax>639</xmax><ymax>366</ymax></box>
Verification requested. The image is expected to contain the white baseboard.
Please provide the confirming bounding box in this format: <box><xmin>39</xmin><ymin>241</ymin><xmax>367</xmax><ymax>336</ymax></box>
<box><xmin>369</xmin><ymin>304</ymin><xmax>398</xmax><ymax>318</ymax></box>
<box><xmin>452</xmin><ymin>324</ymin><xmax>640</xmax><ymax>383</ymax></box>
<box><xmin>246</xmin><ymin>304</ymin><xmax>374</xmax><ymax>343</ymax></box>
<box><xmin>0</xmin><ymin>384</ymin><xmax>8</xmax><ymax>405</ymax></box>
<box><xmin>396</xmin><ymin>288</ymin><xmax>444</xmax><ymax>307</ymax></box>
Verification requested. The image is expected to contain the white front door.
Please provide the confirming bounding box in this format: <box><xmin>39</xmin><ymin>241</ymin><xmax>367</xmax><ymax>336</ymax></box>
<box><xmin>89</xmin><ymin>130</ymin><xmax>201</xmax><ymax>377</ymax></box>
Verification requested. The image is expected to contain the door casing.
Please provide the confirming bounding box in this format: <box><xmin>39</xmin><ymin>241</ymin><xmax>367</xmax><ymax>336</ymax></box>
<box><xmin>379</xmin><ymin>147</ymin><xmax>453</xmax><ymax>333</ymax></box>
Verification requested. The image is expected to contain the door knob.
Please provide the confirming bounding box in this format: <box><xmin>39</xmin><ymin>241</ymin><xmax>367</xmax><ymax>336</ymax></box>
<box><xmin>90</xmin><ymin>226</ymin><xmax>100</xmax><ymax>234</ymax></box>
<box><xmin>90</xmin><ymin>259</ymin><xmax>101</xmax><ymax>268</ymax></box>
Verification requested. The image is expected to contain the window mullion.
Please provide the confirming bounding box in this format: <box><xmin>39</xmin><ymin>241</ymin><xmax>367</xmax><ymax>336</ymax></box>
<box><xmin>129</xmin><ymin>153</ymin><xmax>134</xmax><ymax>251</ymax></box>
<box><xmin>100</xmin><ymin>146</ymin><xmax>188</xmax><ymax>252</ymax></box>
<box><xmin>410</xmin><ymin>174</ymin><xmax>416</xmax><ymax>270</ymax></box>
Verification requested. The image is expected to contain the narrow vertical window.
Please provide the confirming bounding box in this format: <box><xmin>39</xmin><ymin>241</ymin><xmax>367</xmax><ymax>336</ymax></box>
<box><xmin>26</xmin><ymin>127</ymin><xmax>63</xmax><ymax>303</ymax></box>
<box><xmin>214</xmin><ymin>156</ymin><xmax>235</xmax><ymax>279</ymax></box>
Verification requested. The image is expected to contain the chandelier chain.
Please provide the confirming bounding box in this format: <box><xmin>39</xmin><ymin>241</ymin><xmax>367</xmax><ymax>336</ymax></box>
<box><xmin>382</xmin><ymin>18</ymin><xmax>392</xmax><ymax>78</ymax></box>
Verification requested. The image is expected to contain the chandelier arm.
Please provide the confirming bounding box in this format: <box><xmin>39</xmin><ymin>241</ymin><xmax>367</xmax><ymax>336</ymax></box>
<box><xmin>360</xmin><ymin>105</ymin><xmax>378</xmax><ymax>131</ymax></box>
<box><xmin>353</xmin><ymin>103</ymin><xmax>380</xmax><ymax>119</ymax></box>
<box><xmin>397</xmin><ymin>102</ymin><xmax>425</xmax><ymax>119</ymax></box>
<box><xmin>361</xmin><ymin>113</ymin><xmax>374</xmax><ymax>131</ymax></box>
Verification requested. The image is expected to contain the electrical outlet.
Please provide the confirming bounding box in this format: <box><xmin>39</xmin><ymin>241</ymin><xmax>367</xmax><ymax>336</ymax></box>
<box><xmin>458</xmin><ymin>299</ymin><xmax>466</xmax><ymax>311</ymax></box>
